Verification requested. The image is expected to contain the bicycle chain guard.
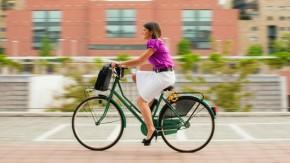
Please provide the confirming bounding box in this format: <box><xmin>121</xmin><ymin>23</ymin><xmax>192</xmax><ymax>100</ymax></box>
<box><xmin>140</xmin><ymin>118</ymin><xmax>179</xmax><ymax>136</ymax></box>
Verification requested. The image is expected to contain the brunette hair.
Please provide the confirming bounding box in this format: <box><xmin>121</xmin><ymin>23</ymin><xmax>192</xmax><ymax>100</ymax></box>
<box><xmin>143</xmin><ymin>22</ymin><xmax>162</xmax><ymax>39</ymax></box>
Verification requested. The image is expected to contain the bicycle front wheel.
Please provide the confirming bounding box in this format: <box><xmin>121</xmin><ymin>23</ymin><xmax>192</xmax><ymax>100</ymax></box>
<box><xmin>159</xmin><ymin>96</ymin><xmax>215</xmax><ymax>153</ymax></box>
<box><xmin>72</xmin><ymin>96</ymin><xmax>124</xmax><ymax>151</ymax></box>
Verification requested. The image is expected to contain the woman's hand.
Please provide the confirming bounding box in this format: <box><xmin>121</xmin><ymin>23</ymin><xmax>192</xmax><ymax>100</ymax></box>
<box><xmin>111</xmin><ymin>62</ymin><xmax>129</xmax><ymax>69</ymax></box>
<box><xmin>110</xmin><ymin>62</ymin><xmax>120</xmax><ymax>68</ymax></box>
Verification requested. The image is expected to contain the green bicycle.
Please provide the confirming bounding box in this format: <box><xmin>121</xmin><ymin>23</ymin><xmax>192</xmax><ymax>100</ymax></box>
<box><xmin>72</xmin><ymin>65</ymin><xmax>216</xmax><ymax>153</ymax></box>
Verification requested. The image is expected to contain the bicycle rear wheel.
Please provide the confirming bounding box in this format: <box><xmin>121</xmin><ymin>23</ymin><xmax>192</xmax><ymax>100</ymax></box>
<box><xmin>72</xmin><ymin>96</ymin><xmax>124</xmax><ymax>150</ymax></box>
<box><xmin>158</xmin><ymin>96</ymin><xmax>215</xmax><ymax>153</ymax></box>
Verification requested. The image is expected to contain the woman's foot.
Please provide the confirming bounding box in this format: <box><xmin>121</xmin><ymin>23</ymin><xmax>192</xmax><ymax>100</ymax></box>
<box><xmin>142</xmin><ymin>130</ymin><xmax>157</xmax><ymax>146</ymax></box>
<box><xmin>146</xmin><ymin>129</ymin><xmax>155</xmax><ymax>139</ymax></box>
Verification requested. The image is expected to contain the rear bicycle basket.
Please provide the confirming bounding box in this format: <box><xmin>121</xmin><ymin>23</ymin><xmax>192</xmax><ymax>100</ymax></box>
<box><xmin>163</xmin><ymin>92</ymin><xmax>204</xmax><ymax>119</ymax></box>
<box><xmin>163</xmin><ymin>98</ymin><xmax>196</xmax><ymax>118</ymax></box>
<box><xmin>161</xmin><ymin>95</ymin><xmax>202</xmax><ymax>135</ymax></box>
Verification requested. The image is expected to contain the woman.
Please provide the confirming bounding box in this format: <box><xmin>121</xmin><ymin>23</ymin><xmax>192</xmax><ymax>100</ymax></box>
<box><xmin>112</xmin><ymin>22</ymin><xmax>175</xmax><ymax>146</ymax></box>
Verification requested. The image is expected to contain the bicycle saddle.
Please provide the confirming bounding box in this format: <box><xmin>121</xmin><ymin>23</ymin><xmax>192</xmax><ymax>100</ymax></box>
<box><xmin>163</xmin><ymin>86</ymin><xmax>174</xmax><ymax>91</ymax></box>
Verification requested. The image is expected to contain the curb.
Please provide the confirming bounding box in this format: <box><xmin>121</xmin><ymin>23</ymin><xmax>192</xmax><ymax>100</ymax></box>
<box><xmin>0</xmin><ymin>112</ymin><xmax>290</xmax><ymax>117</ymax></box>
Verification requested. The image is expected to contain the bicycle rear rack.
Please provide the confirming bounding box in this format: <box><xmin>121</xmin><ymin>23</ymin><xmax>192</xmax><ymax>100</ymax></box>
<box><xmin>175</xmin><ymin>91</ymin><xmax>205</xmax><ymax>101</ymax></box>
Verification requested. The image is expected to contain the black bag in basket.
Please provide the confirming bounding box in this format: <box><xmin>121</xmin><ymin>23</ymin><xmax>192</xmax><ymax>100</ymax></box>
<box><xmin>94</xmin><ymin>65</ymin><xmax>112</xmax><ymax>91</ymax></box>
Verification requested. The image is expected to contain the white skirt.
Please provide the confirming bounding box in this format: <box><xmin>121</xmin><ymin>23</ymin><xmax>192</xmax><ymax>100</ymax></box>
<box><xmin>136</xmin><ymin>70</ymin><xmax>176</xmax><ymax>102</ymax></box>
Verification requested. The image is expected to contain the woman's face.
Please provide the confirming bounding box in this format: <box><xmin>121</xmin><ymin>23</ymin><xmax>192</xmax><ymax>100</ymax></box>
<box><xmin>142</xmin><ymin>27</ymin><xmax>152</xmax><ymax>40</ymax></box>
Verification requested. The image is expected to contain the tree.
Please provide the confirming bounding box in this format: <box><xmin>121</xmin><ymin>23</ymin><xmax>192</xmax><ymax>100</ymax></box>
<box><xmin>272</xmin><ymin>33</ymin><xmax>290</xmax><ymax>53</ymax></box>
<box><xmin>200</xmin><ymin>54</ymin><xmax>259</xmax><ymax>112</ymax></box>
<box><xmin>48</xmin><ymin>71</ymin><xmax>92</xmax><ymax>112</ymax></box>
<box><xmin>267</xmin><ymin>51</ymin><xmax>290</xmax><ymax>69</ymax></box>
<box><xmin>267</xmin><ymin>33</ymin><xmax>290</xmax><ymax>69</ymax></box>
<box><xmin>176</xmin><ymin>38</ymin><xmax>200</xmax><ymax>73</ymax></box>
<box><xmin>116</xmin><ymin>53</ymin><xmax>131</xmax><ymax>61</ymax></box>
<box><xmin>39</xmin><ymin>36</ymin><xmax>53</xmax><ymax>57</ymax></box>
<box><xmin>247</xmin><ymin>44</ymin><xmax>264</xmax><ymax>56</ymax></box>
<box><xmin>176</xmin><ymin>38</ymin><xmax>259</xmax><ymax>112</ymax></box>
<box><xmin>0</xmin><ymin>54</ymin><xmax>21</xmax><ymax>72</ymax></box>
<box><xmin>34</xmin><ymin>36</ymin><xmax>54</xmax><ymax>74</ymax></box>
<box><xmin>48</xmin><ymin>59</ymin><xmax>104</xmax><ymax>112</ymax></box>
<box><xmin>179</xmin><ymin>53</ymin><xmax>200</xmax><ymax>73</ymax></box>
<box><xmin>177</xmin><ymin>38</ymin><xmax>191</xmax><ymax>56</ymax></box>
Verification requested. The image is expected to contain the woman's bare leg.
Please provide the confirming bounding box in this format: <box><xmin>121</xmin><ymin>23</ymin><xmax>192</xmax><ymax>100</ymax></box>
<box><xmin>137</xmin><ymin>96</ymin><xmax>155</xmax><ymax>139</ymax></box>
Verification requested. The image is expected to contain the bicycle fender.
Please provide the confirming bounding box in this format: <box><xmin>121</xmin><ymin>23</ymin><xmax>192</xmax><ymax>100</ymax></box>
<box><xmin>190</xmin><ymin>95</ymin><xmax>216</xmax><ymax>118</ymax></box>
<box><xmin>202</xmin><ymin>99</ymin><xmax>217</xmax><ymax>117</ymax></box>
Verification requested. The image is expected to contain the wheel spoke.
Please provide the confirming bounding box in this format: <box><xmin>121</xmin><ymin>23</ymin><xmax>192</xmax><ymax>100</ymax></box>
<box><xmin>83</xmin><ymin>104</ymin><xmax>98</xmax><ymax>123</ymax></box>
<box><xmin>72</xmin><ymin>96</ymin><xmax>124</xmax><ymax>151</ymax></box>
<box><xmin>98</xmin><ymin>119</ymin><xmax>122</xmax><ymax>125</ymax></box>
<box><xmin>159</xmin><ymin>96</ymin><xmax>215</xmax><ymax>153</ymax></box>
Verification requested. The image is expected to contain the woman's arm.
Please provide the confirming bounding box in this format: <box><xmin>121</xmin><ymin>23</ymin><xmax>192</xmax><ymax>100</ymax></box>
<box><xmin>118</xmin><ymin>48</ymin><xmax>155</xmax><ymax>68</ymax></box>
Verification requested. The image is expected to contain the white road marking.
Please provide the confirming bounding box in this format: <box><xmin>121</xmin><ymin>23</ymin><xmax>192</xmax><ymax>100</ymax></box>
<box><xmin>229</xmin><ymin>124</ymin><xmax>255</xmax><ymax>140</ymax></box>
<box><xmin>176</xmin><ymin>130</ymin><xmax>187</xmax><ymax>141</ymax></box>
<box><xmin>107</xmin><ymin>125</ymin><xmax>121</xmax><ymax>141</ymax></box>
<box><xmin>34</xmin><ymin>122</ymin><xmax>290</xmax><ymax>143</ymax></box>
<box><xmin>34</xmin><ymin>124</ymin><xmax>69</xmax><ymax>142</ymax></box>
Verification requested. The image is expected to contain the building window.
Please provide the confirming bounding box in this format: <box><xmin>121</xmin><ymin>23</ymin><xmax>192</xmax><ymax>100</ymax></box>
<box><xmin>251</xmin><ymin>26</ymin><xmax>258</xmax><ymax>31</ymax></box>
<box><xmin>265</xmin><ymin>6</ymin><xmax>273</xmax><ymax>10</ymax></box>
<box><xmin>182</xmin><ymin>10</ymin><xmax>212</xmax><ymax>49</ymax></box>
<box><xmin>267</xmin><ymin>16</ymin><xmax>273</xmax><ymax>20</ymax></box>
<box><xmin>0</xmin><ymin>27</ymin><xmax>6</xmax><ymax>32</ymax></box>
<box><xmin>249</xmin><ymin>36</ymin><xmax>258</xmax><ymax>41</ymax></box>
<box><xmin>32</xmin><ymin>11</ymin><xmax>62</xmax><ymax>49</ymax></box>
<box><xmin>267</xmin><ymin>25</ymin><xmax>277</xmax><ymax>54</ymax></box>
<box><xmin>106</xmin><ymin>9</ymin><xmax>136</xmax><ymax>38</ymax></box>
<box><xmin>1</xmin><ymin>0</ymin><xmax>16</xmax><ymax>11</ymax></box>
<box><xmin>88</xmin><ymin>44</ymin><xmax>145</xmax><ymax>50</ymax></box>
<box><xmin>279</xmin><ymin>6</ymin><xmax>284</xmax><ymax>10</ymax></box>
<box><xmin>280</xmin><ymin>16</ymin><xmax>285</xmax><ymax>21</ymax></box>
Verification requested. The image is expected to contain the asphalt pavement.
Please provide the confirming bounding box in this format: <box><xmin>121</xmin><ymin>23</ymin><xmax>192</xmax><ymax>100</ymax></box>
<box><xmin>0</xmin><ymin>113</ymin><xmax>290</xmax><ymax>163</ymax></box>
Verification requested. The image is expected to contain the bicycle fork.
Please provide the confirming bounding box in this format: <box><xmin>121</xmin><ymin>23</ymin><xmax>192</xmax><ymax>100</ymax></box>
<box><xmin>95</xmin><ymin>98</ymin><xmax>111</xmax><ymax>125</ymax></box>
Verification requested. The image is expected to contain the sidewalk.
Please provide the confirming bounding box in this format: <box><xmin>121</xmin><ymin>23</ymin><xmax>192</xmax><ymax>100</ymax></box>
<box><xmin>1</xmin><ymin>113</ymin><xmax>290</xmax><ymax>163</ymax></box>
<box><xmin>0</xmin><ymin>143</ymin><xmax>289</xmax><ymax>163</ymax></box>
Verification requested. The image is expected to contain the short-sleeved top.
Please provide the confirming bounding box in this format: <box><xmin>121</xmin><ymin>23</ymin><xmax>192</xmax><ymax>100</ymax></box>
<box><xmin>146</xmin><ymin>38</ymin><xmax>174</xmax><ymax>70</ymax></box>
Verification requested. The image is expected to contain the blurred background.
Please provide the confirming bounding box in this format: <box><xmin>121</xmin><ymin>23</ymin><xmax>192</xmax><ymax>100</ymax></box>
<box><xmin>0</xmin><ymin>0</ymin><xmax>289</xmax><ymax>113</ymax></box>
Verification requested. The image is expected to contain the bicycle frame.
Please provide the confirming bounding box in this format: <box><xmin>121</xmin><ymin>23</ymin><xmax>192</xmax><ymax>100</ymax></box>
<box><xmin>96</xmin><ymin>75</ymin><xmax>187</xmax><ymax>130</ymax></box>
<box><xmin>73</xmin><ymin>66</ymin><xmax>216</xmax><ymax>152</ymax></box>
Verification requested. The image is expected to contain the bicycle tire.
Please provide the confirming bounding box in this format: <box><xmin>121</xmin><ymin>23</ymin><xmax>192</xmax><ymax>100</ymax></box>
<box><xmin>72</xmin><ymin>96</ymin><xmax>124</xmax><ymax>151</ymax></box>
<box><xmin>158</xmin><ymin>96</ymin><xmax>215</xmax><ymax>153</ymax></box>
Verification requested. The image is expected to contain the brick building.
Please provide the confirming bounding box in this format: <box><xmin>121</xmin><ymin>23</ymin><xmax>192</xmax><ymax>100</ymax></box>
<box><xmin>229</xmin><ymin>0</ymin><xmax>290</xmax><ymax>54</ymax></box>
<box><xmin>0</xmin><ymin>0</ymin><xmax>25</xmax><ymax>50</ymax></box>
<box><xmin>4</xmin><ymin>0</ymin><xmax>239</xmax><ymax>57</ymax></box>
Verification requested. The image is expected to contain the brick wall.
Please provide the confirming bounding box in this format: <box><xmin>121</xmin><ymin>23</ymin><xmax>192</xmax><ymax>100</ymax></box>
<box><xmin>5</xmin><ymin>0</ymin><xmax>239</xmax><ymax>56</ymax></box>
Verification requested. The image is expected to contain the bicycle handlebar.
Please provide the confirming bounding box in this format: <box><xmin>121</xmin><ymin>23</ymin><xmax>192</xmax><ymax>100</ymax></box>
<box><xmin>110</xmin><ymin>63</ymin><xmax>127</xmax><ymax>78</ymax></box>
